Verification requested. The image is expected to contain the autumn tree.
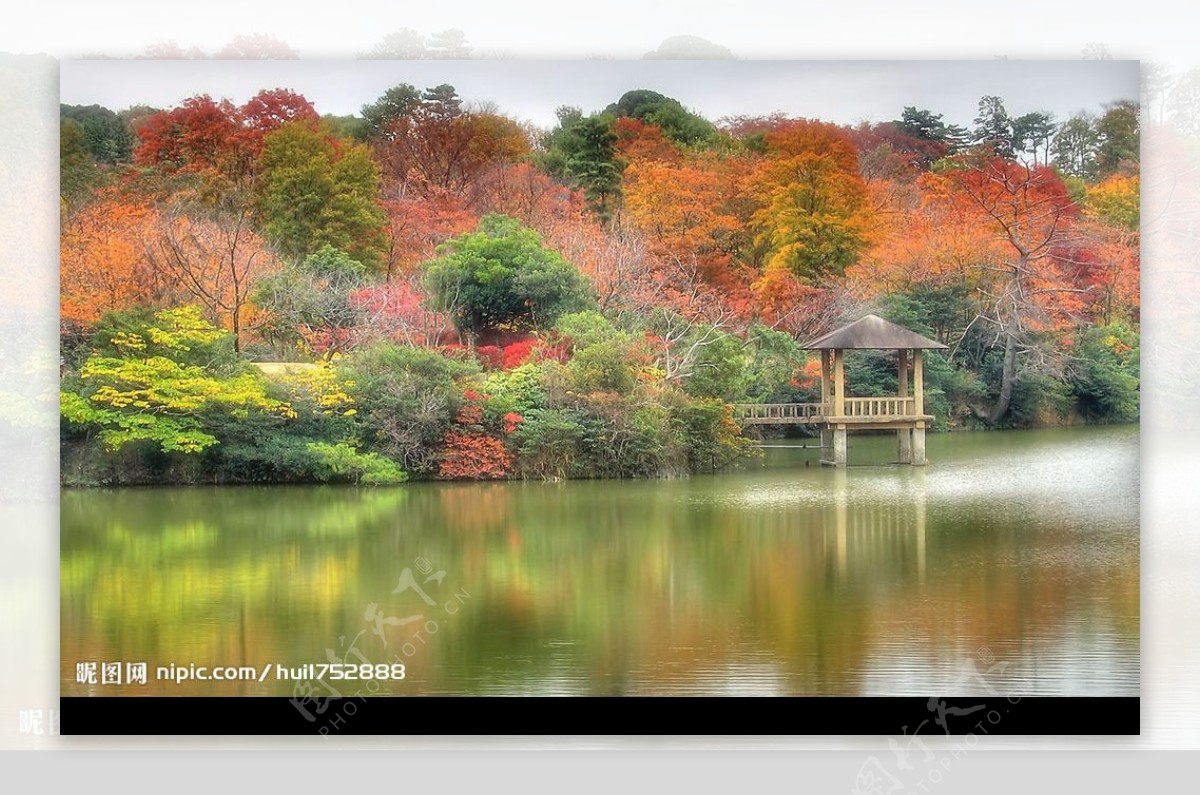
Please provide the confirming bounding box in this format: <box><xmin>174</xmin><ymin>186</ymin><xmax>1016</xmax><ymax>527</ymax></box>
<box><xmin>348</xmin><ymin>274</ymin><xmax>454</xmax><ymax>349</ymax></box>
<box><xmin>134</xmin><ymin>95</ymin><xmax>248</xmax><ymax>179</ymax></box>
<box><xmin>134</xmin><ymin>90</ymin><xmax>317</xmax><ymax>183</ymax></box>
<box><xmin>215</xmin><ymin>34</ymin><xmax>299</xmax><ymax>59</ymax></box>
<box><xmin>381</xmin><ymin>192</ymin><xmax>477</xmax><ymax>278</ymax></box>
<box><xmin>943</xmin><ymin>159</ymin><xmax>1083</xmax><ymax>423</ymax></box>
<box><xmin>746</xmin><ymin>120</ymin><xmax>872</xmax><ymax>282</ymax></box>
<box><xmin>1085</xmin><ymin>174</ymin><xmax>1140</xmax><ymax>231</ymax></box>
<box><xmin>240</xmin><ymin>89</ymin><xmax>321</xmax><ymax>150</ymax></box>
<box><xmin>849</xmin><ymin>170</ymin><xmax>1004</xmax><ymax>295</ymax></box>
<box><xmin>848</xmin><ymin>122</ymin><xmax>948</xmax><ymax>181</ymax></box>
<box><xmin>622</xmin><ymin>151</ymin><xmax>750</xmax><ymax>281</ymax></box>
<box><xmin>536</xmin><ymin>211</ymin><xmax>654</xmax><ymax>314</ymax></box>
<box><xmin>146</xmin><ymin>197</ymin><xmax>279</xmax><ymax>352</ymax></box>
<box><xmin>365</xmin><ymin>83</ymin><xmax>529</xmax><ymax>215</ymax></box>
<box><xmin>612</xmin><ymin>117</ymin><xmax>682</xmax><ymax>164</ymax></box>
<box><xmin>61</xmin><ymin>194</ymin><xmax>160</xmax><ymax>328</ymax></box>
<box><xmin>473</xmin><ymin>162</ymin><xmax>578</xmax><ymax>228</ymax></box>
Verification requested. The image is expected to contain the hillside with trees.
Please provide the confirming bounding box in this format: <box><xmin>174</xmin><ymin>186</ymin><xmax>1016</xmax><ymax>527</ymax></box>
<box><xmin>59</xmin><ymin>84</ymin><xmax>1140</xmax><ymax>484</ymax></box>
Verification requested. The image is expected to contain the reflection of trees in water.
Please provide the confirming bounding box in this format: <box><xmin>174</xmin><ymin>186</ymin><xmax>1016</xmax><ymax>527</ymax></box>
<box><xmin>61</xmin><ymin>473</ymin><xmax>1139</xmax><ymax>695</ymax></box>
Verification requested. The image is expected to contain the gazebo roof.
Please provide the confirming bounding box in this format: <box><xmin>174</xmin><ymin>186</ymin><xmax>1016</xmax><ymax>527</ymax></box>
<box><xmin>801</xmin><ymin>314</ymin><xmax>949</xmax><ymax>350</ymax></box>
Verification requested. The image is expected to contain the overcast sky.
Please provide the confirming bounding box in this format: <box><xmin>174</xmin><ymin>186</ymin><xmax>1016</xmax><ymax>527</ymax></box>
<box><xmin>60</xmin><ymin>59</ymin><xmax>1138</xmax><ymax>130</ymax></box>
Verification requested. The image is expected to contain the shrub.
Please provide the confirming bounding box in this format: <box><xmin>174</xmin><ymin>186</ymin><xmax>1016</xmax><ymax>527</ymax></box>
<box><xmin>307</xmin><ymin>442</ymin><xmax>408</xmax><ymax>484</ymax></box>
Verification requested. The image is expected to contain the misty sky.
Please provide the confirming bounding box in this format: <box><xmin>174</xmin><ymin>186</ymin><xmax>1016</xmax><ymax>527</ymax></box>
<box><xmin>60</xmin><ymin>59</ymin><xmax>1138</xmax><ymax>130</ymax></box>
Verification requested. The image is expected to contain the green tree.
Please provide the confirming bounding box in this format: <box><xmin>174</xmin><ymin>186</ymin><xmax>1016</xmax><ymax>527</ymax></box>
<box><xmin>60</xmin><ymin>119</ymin><xmax>105</xmax><ymax>210</ymax></box>
<box><xmin>972</xmin><ymin>95</ymin><xmax>1016</xmax><ymax>159</ymax></box>
<box><xmin>423</xmin><ymin>214</ymin><xmax>597</xmax><ymax>343</ymax></box>
<box><xmin>321</xmin><ymin>114</ymin><xmax>369</xmax><ymax>141</ymax></box>
<box><xmin>567</xmin><ymin>338</ymin><xmax>639</xmax><ymax>395</ymax></box>
<box><xmin>339</xmin><ymin>343</ymin><xmax>478</xmax><ymax>475</ymax></box>
<box><xmin>255</xmin><ymin>121</ymin><xmax>388</xmax><ymax>269</ymax></box>
<box><xmin>604</xmin><ymin>89</ymin><xmax>715</xmax><ymax>146</ymax></box>
<box><xmin>539</xmin><ymin>108</ymin><xmax>624</xmax><ymax>219</ymax></box>
<box><xmin>60</xmin><ymin>103</ymin><xmax>135</xmax><ymax>165</ymax></box>
<box><xmin>360</xmin><ymin>29</ymin><xmax>429</xmax><ymax>60</ymax></box>
<box><xmin>742</xmin><ymin>324</ymin><xmax>806</xmax><ymax>402</ymax></box>
<box><xmin>680</xmin><ymin>332</ymin><xmax>747</xmax><ymax>402</ymax></box>
<box><xmin>895</xmin><ymin>106</ymin><xmax>968</xmax><ymax>151</ymax></box>
<box><xmin>305</xmin><ymin>442</ymin><xmax>409</xmax><ymax>484</ymax></box>
<box><xmin>511</xmin><ymin>408</ymin><xmax>589</xmax><ymax>481</ymax></box>
<box><xmin>1012</xmin><ymin>111</ymin><xmax>1056</xmax><ymax>166</ymax></box>
<box><xmin>1167</xmin><ymin>68</ymin><xmax>1200</xmax><ymax>137</ymax></box>
<box><xmin>1052</xmin><ymin>113</ymin><xmax>1100</xmax><ymax>179</ymax></box>
<box><xmin>1095</xmin><ymin>100</ymin><xmax>1140</xmax><ymax>177</ymax></box>
<box><xmin>672</xmin><ymin>399</ymin><xmax>754</xmax><ymax>473</ymax></box>
<box><xmin>361</xmin><ymin>83</ymin><xmax>423</xmax><ymax>138</ymax></box>
<box><xmin>1067</xmin><ymin>323</ymin><xmax>1139</xmax><ymax>422</ymax></box>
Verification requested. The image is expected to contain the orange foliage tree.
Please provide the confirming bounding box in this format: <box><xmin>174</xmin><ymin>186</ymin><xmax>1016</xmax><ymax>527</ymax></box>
<box><xmin>612</xmin><ymin>117</ymin><xmax>681</xmax><ymax>164</ymax></box>
<box><xmin>61</xmin><ymin>194</ymin><xmax>160</xmax><ymax>328</ymax></box>
<box><xmin>622</xmin><ymin>152</ymin><xmax>752</xmax><ymax>286</ymax></box>
<box><xmin>746</xmin><ymin>120</ymin><xmax>873</xmax><ymax>283</ymax></box>
<box><xmin>849</xmin><ymin>172</ymin><xmax>1005</xmax><ymax>296</ymax></box>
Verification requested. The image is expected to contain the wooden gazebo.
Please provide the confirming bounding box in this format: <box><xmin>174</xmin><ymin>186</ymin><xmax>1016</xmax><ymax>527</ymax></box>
<box><xmin>805</xmin><ymin>314</ymin><xmax>948</xmax><ymax>467</ymax></box>
<box><xmin>735</xmin><ymin>314</ymin><xmax>948</xmax><ymax>467</ymax></box>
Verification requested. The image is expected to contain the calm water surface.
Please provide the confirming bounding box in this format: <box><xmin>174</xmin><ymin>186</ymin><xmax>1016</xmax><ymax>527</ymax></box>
<box><xmin>61</xmin><ymin>425</ymin><xmax>1139</xmax><ymax>696</ymax></box>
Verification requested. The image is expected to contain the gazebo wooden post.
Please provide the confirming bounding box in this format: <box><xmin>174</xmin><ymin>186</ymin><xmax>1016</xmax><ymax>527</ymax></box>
<box><xmin>820</xmin><ymin>350</ymin><xmax>833</xmax><ymax>464</ymax></box>
<box><xmin>897</xmin><ymin>348</ymin><xmax>911</xmax><ymax>464</ymax></box>
<box><xmin>832</xmin><ymin>348</ymin><xmax>847</xmax><ymax>467</ymax></box>
<box><xmin>912</xmin><ymin>349</ymin><xmax>926</xmax><ymax>466</ymax></box>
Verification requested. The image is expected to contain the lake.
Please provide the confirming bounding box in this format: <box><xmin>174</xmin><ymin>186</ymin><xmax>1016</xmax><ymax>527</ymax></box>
<box><xmin>61</xmin><ymin>425</ymin><xmax>1139</xmax><ymax>697</ymax></box>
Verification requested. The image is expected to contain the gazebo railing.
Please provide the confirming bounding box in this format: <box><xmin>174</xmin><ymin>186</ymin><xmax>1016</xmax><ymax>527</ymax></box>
<box><xmin>734</xmin><ymin>402</ymin><xmax>828</xmax><ymax>423</ymax></box>
<box><xmin>733</xmin><ymin>397</ymin><xmax>919</xmax><ymax>424</ymax></box>
<box><xmin>841</xmin><ymin>397</ymin><xmax>916</xmax><ymax>417</ymax></box>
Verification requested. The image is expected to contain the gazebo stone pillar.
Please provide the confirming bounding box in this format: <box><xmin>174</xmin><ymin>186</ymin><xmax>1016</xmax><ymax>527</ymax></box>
<box><xmin>897</xmin><ymin>348</ymin><xmax>911</xmax><ymax>464</ymax></box>
<box><xmin>832</xmin><ymin>425</ymin><xmax>847</xmax><ymax>467</ymax></box>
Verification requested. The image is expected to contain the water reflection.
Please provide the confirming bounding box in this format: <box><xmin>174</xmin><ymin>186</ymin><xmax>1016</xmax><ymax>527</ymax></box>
<box><xmin>61</xmin><ymin>426</ymin><xmax>1139</xmax><ymax>696</ymax></box>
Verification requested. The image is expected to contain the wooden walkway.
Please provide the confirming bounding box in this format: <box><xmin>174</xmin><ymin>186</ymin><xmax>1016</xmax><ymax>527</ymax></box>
<box><xmin>733</xmin><ymin>398</ymin><xmax>919</xmax><ymax>426</ymax></box>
